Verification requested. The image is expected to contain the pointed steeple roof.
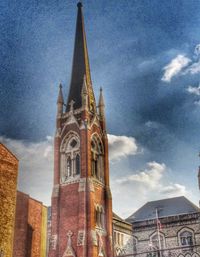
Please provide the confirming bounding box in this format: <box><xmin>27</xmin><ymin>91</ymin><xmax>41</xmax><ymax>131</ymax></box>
<box><xmin>66</xmin><ymin>2</ymin><xmax>95</xmax><ymax>112</ymax></box>
<box><xmin>98</xmin><ymin>87</ymin><xmax>105</xmax><ymax>107</ymax></box>
<box><xmin>57</xmin><ymin>83</ymin><xmax>64</xmax><ymax>104</ymax></box>
<box><xmin>98</xmin><ymin>87</ymin><xmax>105</xmax><ymax>118</ymax></box>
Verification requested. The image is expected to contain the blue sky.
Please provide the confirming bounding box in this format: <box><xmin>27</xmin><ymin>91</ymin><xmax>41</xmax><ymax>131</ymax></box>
<box><xmin>1</xmin><ymin>0</ymin><xmax>200</xmax><ymax>218</ymax></box>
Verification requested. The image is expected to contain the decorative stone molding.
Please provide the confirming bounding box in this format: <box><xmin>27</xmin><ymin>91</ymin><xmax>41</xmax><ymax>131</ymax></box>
<box><xmin>52</xmin><ymin>184</ymin><xmax>60</xmax><ymax>197</ymax></box>
<box><xmin>95</xmin><ymin>227</ymin><xmax>107</xmax><ymax>237</ymax></box>
<box><xmin>77</xmin><ymin>230</ymin><xmax>85</xmax><ymax>246</ymax></box>
<box><xmin>78</xmin><ymin>178</ymin><xmax>86</xmax><ymax>192</ymax></box>
<box><xmin>91</xmin><ymin>230</ymin><xmax>98</xmax><ymax>246</ymax></box>
<box><xmin>60</xmin><ymin>131</ymin><xmax>80</xmax><ymax>153</ymax></box>
<box><xmin>90</xmin><ymin>114</ymin><xmax>101</xmax><ymax>129</ymax></box>
<box><xmin>87</xmin><ymin>178</ymin><xmax>94</xmax><ymax>192</ymax></box>
<box><xmin>80</xmin><ymin>120</ymin><xmax>86</xmax><ymax>130</ymax></box>
<box><xmin>97</xmin><ymin>232</ymin><xmax>104</xmax><ymax>257</ymax></box>
<box><xmin>62</xmin><ymin>231</ymin><xmax>76</xmax><ymax>257</ymax></box>
<box><xmin>61</xmin><ymin>177</ymin><xmax>80</xmax><ymax>186</ymax></box>
<box><xmin>93</xmin><ymin>178</ymin><xmax>105</xmax><ymax>188</ymax></box>
<box><xmin>50</xmin><ymin>234</ymin><xmax>57</xmax><ymax>250</ymax></box>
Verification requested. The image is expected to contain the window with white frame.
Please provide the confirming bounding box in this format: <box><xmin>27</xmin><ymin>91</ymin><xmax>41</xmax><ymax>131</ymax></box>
<box><xmin>179</xmin><ymin>230</ymin><xmax>194</xmax><ymax>247</ymax></box>
<box><xmin>60</xmin><ymin>134</ymin><xmax>80</xmax><ymax>182</ymax></box>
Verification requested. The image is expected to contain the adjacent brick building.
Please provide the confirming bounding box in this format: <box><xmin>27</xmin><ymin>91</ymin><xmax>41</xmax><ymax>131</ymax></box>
<box><xmin>0</xmin><ymin>143</ymin><xmax>19</xmax><ymax>257</ymax></box>
<box><xmin>13</xmin><ymin>191</ymin><xmax>48</xmax><ymax>257</ymax></box>
<box><xmin>48</xmin><ymin>2</ymin><xmax>113</xmax><ymax>257</ymax></box>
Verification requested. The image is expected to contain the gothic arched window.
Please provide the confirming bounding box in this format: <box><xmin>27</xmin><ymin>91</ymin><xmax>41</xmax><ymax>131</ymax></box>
<box><xmin>91</xmin><ymin>135</ymin><xmax>104</xmax><ymax>182</ymax></box>
<box><xmin>75</xmin><ymin>154</ymin><xmax>80</xmax><ymax>175</ymax></box>
<box><xmin>66</xmin><ymin>157</ymin><xmax>72</xmax><ymax>177</ymax></box>
<box><xmin>180</xmin><ymin>231</ymin><xmax>193</xmax><ymax>246</ymax></box>
<box><xmin>60</xmin><ymin>133</ymin><xmax>80</xmax><ymax>182</ymax></box>
<box><xmin>150</xmin><ymin>232</ymin><xmax>165</xmax><ymax>250</ymax></box>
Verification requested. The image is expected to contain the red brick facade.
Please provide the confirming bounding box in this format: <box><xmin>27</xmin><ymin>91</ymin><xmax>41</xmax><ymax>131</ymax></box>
<box><xmin>13</xmin><ymin>191</ymin><xmax>47</xmax><ymax>257</ymax></box>
<box><xmin>48</xmin><ymin>3</ymin><xmax>113</xmax><ymax>257</ymax></box>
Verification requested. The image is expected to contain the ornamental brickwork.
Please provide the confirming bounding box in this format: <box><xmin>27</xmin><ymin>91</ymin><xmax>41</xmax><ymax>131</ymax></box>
<box><xmin>0</xmin><ymin>143</ymin><xmax>18</xmax><ymax>257</ymax></box>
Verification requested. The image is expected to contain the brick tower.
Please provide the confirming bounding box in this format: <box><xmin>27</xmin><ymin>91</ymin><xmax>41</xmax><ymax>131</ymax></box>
<box><xmin>48</xmin><ymin>2</ymin><xmax>113</xmax><ymax>257</ymax></box>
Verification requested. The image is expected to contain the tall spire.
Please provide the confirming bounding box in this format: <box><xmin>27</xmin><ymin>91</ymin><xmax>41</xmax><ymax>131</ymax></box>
<box><xmin>66</xmin><ymin>2</ymin><xmax>95</xmax><ymax>112</ymax></box>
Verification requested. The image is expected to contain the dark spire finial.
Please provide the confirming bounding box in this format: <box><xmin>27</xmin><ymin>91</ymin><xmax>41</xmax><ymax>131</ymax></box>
<box><xmin>57</xmin><ymin>83</ymin><xmax>64</xmax><ymax>105</ymax></box>
<box><xmin>77</xmin><ymin>2</ymin><xmax>82</xmax><ymax>8</ymax></box>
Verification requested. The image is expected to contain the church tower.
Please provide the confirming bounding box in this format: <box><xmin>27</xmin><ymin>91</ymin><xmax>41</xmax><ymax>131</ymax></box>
<box><xmin>48</xmin><ymin>3</ymin><xmax>113</xmax><ymax>257</ymax></box>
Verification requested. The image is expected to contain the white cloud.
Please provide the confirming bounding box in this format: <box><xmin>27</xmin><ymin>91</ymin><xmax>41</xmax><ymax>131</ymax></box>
<box><xmin>161</xmin><ymin>55</ymin><xmax>191</xmax><ymax>82</ymax></box>
<box><xmin>108</xmin><ymin>134</ymin><xmax>139</xmax><ymax>161</ymax></box>
<box><xmin>0</xmin><ymin>136</ymin><xmax>53</xmax><ymax>205</ymax></box>
<box><xmin>0</xmin><ymin>134</ymin><xmax>139</xmax><ymax>204</ymax></box>
<box><xmin>185</xmin><ymin>60</ymin><xmax>200</xmax><ymax>74</ymax></box>
<box><xmin>111</xmin><ymin>161</ymin><xmax>189</xmax><ymax>218</ymax></box>
<box><xmin>0</xmin><ymin>136</ymin><xmax>191</xmax><ymax>219</ymax></box>
<box><xmin>116</xmin><ymin>162</ymin><xmax>166</xmax><ymax>189</ymax></box>
<box><xmin>160</xmin><ymin>183</ymin><xmax>187</xmax><ymax>196</ymax></box>
<box><xmin>186</xmin><ymin>85</ymin><xmax>200</xmax><ymax>96</ymax></box>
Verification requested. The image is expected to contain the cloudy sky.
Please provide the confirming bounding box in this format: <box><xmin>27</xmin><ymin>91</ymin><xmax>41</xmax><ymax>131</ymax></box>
<box><xmin>1</xmin><ymin>0</ymin><xmax>200</xmax><ymax>218</ymax></box>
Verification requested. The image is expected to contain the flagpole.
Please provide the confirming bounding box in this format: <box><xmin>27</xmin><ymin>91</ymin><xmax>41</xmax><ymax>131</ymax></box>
<box><xmin>156</xmin><ymin>208</ymin><xmax>162</xmax><ymax>257</ymax></box>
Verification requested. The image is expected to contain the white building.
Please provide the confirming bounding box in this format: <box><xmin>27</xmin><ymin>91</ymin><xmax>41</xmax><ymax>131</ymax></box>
<box><xmin>126</xmin><ymin>196</ymin><xmax>200</xmax><ymax>257</ymax></box>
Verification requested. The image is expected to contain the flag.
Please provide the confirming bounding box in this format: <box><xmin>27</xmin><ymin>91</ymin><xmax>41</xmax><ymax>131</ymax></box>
<box><xmin>157</xmin><ymin>218</ymin><xmax>163</xmax><ymax>231</ymax></box>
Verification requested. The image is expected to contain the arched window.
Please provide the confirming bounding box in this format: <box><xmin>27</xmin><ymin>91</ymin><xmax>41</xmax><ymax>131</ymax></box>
<box><xmin>180</xmin><ymin>231</ymin><xmax>193</xmax><ymax>246</ymax></box>
<box><xmin>60</xmin><ymin>133</ymin><xmax>80</xmax><ymax>182</ymax></box>
<box><xmin>95</xmin><ymin>205</ymin><xmax>104</xmax><ymax>228</ymax></box>
<box><xmin>66</xmin><ymin>157</ymin><xmax>72</xmax><ymax>177</ymax></box>
<box><xmin>150</xmin><ymin>232</ymin><xmax>165</xmax><ymax>250</ymax></box>
<box><xmin>75</xmin><ymin>154</ymin><xmax>80</xmax><ymax>175</ymax></box>
<box><xmin>91</xmin><ymin>135</ymin><xmax>104</xmax><ymax>182</ymax></box>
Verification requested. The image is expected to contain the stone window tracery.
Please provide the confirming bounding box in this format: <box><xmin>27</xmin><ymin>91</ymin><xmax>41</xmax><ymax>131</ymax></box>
<box><xmin>178</xmin><ymin>228</ymin><xmax>194</xmax><ymax>251</ymax></box>
<box><xmin>91</xmin><ymin>135</ymin><xmax>104</xmax><ymax>182</ymax></box>
<box><xmin>60</xmin><ymin>133</ymin><xmax>80</xmax><ymax>182</ymax></box>
<box><xmin>180</xmin><ymin>231</ymin><xmax>193</xmax><ymax>246</ymax></box>
<box><xmin>66</xmin><ymin>157</ymin><xmax>72</xmax><ymax>178</ymax></box>
<box><xmin>75</xmin><ymin>154</ymin><xmax>80</xmax><ymax>175</ymax></box>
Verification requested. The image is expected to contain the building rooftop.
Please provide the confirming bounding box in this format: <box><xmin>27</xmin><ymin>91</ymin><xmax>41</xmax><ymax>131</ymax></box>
<box><xmin>126</xmin><ymin>196</ymin><xmax>200</xmax><ymax>223</ymax></box>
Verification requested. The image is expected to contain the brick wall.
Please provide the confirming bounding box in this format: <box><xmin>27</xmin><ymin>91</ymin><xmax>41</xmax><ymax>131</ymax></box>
<box><xmin>13</xmin><ymin>192</ymin><xmax>48</xmax><ymax>257</ymax></box>
<box><xmin>0</xmin><ymin>143</ymin><xmax>18</xmax><ymax>257</ymax></box>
